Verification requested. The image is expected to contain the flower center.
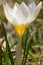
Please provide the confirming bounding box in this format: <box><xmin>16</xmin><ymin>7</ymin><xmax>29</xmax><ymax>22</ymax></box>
<box><xmin>13</xmin><ymin>25</ymin><xmax>26</xmax><ymax>36</ymax></box>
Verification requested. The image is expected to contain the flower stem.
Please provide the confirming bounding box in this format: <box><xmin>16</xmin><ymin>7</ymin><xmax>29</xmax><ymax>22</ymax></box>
<box><xmin>15</xmin><ymin>37</ymin><xmax>22</xmax><ymax>65</ymax></box>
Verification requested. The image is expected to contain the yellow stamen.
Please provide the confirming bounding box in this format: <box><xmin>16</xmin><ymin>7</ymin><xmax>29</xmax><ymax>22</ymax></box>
<box><xmin>13</xmin><ymin>25</ymin><xmax>26</xmax><ymax>36</ymax></box>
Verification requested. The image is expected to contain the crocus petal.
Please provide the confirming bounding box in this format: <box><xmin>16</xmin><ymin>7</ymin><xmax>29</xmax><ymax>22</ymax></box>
<box><xmin>12</xmin><ymin>2</ymin><xmax>19</xmax><ymax>18</ymax></box>
<box><xmin>28</xmin><ymin>2</ymin><xmax>36</xmax><ymax>13</ymax></box>
<box><xmin>15</xmin><ymin>8</ymin><xmax>25</xmax><ymax>24</ymax></box>
<box><xmin>12</xmin><ymin>2</ymin><xmax>25</xmax><ymax>24</ymax></box>
<box><xmin>13</xmin><ymin>2</ymin><xmax>19</xmax><ymax>14</ymax></box>
<box><xmin>3</xmin><ymin>3</ymin><xmax>17</xmax><ymax>24</ymax></box>
<box><xmin>20</xmin><ymin>2</ymin><xmax>30</xmax><ymax>18</ymax></box>
<box><xmin>25</xmin><ymin>2</ymin><xmax>42</xmax><ymax>24</ymax></box>
<box><xmin>9</xmin><ymin>2</ymin><xmax>25</xmax><ymax>24</ymax></box>
<box><xmin>6</xmin><ymin>2</ymin><xmax>12</xmax><ymax>11</ymax></box>
<box><xmin>3</xmin><ymin>4</ymin><xmax>14</xmax><ymax>24</ymax></box>
<box><xmin>3</xmin><ymin>2</ymin><xmax>42</xmax><ymax>25</ymax></box>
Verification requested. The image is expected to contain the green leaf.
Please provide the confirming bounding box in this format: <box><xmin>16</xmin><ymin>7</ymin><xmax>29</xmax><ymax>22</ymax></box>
<box><xmin>1</xmin><ymin>18</ymin><xmax>15</xmax><ymax>65</ymax></box>
<box><xmin>29</xmin><ymin>52</ymin><xmax>38</xmax><ymax>62</ymax></box>
<box><xmin>3</xmin><ymin>51</ymin><xmax>11</xmax><ymax>65</ymax></box>
<box><xmin>22</xmin><ymin>26</ymin><xmax>29</xmax><ymax>50</ymax></box>
<box><xmin>26</xmin><ymin>30</ymin><xmax>36</xmax><ymax>52</ymax></box>
<box><xmin>0</xmin><ymin>47</ymin><xmax>4</xmax><ymax>65</ymax></box>
<box><xmin>22</xmin><ymin>26</ymin><xmax>36</xmax><ymax>65</ymax></box>
<box><xmin>0</xmin><ymin>47</ymin><xmax>11</xmax><ymax>65</ymax></box>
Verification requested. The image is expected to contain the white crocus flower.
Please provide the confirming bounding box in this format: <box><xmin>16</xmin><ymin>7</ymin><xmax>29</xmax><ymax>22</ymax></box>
<box><xmin>3</xmin><ymin>2</ymin><xmax>42</xmax><ymax>65</ymax></box>
<box><xmin>3</xmin><ymin>2</ymin><xmax>42</xmax><ymax>25</ymax></box>
<box><xmin>3</xmin><ymin>2</ymin><xmax>42</xmax><ymax>36</ymax></box>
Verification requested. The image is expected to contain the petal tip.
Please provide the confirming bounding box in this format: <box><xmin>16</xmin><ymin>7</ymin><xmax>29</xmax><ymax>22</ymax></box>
<box><xmin>39</xmin><ymin>1</ymin><xmax>42</xmax><ymax>7</ymax></box>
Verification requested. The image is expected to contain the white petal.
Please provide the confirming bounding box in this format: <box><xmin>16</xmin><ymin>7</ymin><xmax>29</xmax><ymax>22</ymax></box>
<box><xmin>13</xmin><ymin>2</ymin><xmax>19</xmax><ymax>12</ymax></box>
<box><xmin>15</xmin><ymin>8</ymin><xmax>25</xmax><ymax>24</ymax></box>
<box><xmin>6</xmin><ymin>3</ymin><xmax>12</xmax><ymax>17</ymax></box>
<box><xmin>25</xmin><ymin>2</ymin><xmax>42</xmax><ymax>24</ymax></box>
<box><xmin>12</xmin><ymin>2</ymin><xmax>20</xmax><ymax>19</ymax></box>
<box><xmin>28</xmin><ymin>2</ymin><xmax>36</xmax><ymax>13</ymax></box>
<box><xmin>6</xmin><ymin>2</ymin><xmax>12</xmax><ymax>11</ymax></box>
<box><xmin>20</xmin><ymin>2</ymin><xmax>30</xmax><ymax>18</ymax></box>
<box><xmin>12</xmin><ymin>2</ymin><xmax>26</xmax><ymax>24</ymax></box>
<box><xmin>3</xmin><ymin>2</ymin><xmax>25</xmax><ymax>25</ymax></box>
<box><xmin>3</xmin><ymin>4</ymin><xmax>14</xmax><ymax>24</ymax></box>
